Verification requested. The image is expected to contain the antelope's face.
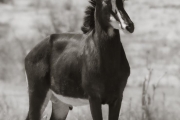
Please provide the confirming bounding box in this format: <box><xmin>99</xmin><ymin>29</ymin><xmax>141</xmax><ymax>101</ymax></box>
<box><xmin>102</xmin><ymin>0</ymin><xmax>134</xmax><ymax>33</ymax></box>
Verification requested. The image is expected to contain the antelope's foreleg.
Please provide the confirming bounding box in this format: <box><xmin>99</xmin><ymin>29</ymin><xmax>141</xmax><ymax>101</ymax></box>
<box><xmin>108</xmin><ymin>96</ymin><xmax>122</xmax><ymax>120</ymax></box>
<box><xmin>89</xmin><ymin>96</ymin><xmax>103</xmax><ymax>120</ymax></box>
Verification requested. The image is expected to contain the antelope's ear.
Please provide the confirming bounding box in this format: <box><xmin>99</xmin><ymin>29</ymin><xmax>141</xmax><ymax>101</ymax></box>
<box><xmin>110</xmin><ymin>0</ymin><xmax>116</xmax><ymax>12</ymax></box>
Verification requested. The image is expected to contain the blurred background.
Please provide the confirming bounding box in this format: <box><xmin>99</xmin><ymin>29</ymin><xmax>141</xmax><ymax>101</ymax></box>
<box><xmin>0</xmin><ymin>0</ymin><xmax>179</xmax><ymax>120</ymax></box>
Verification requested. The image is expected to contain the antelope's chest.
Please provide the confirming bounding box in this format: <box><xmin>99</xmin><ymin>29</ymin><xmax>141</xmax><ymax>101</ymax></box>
<box><xmin>83</xmin><ymin>72</ymin><xmax>128</xmax><ymax>95</ymax></box>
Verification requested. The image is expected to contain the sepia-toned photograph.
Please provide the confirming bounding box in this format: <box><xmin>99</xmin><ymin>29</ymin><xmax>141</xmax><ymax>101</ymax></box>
<box><xmin>0</xmin><ymin>0</ymin><xmax>179</xmax><ymax>120</ymax></box>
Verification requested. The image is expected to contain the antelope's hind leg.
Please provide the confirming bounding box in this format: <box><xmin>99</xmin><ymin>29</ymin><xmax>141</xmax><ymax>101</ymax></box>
<box><xmin>50</xmin><ymin>94</ymin><xmax>71</xmax><ymax>120</ymax></box>
<box><xmin>108</xmin><ymin>96</ymin><xmax>122</xmax><ymax>120</ymax></box>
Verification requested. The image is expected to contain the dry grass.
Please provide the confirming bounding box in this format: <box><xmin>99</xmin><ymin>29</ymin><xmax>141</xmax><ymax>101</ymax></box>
<box><xmin>0</xmin><ymin>93</ymin><xmax>24</xmax><ymax>120</ymax></box>
<box><xmin>0</xmin><ymin>82</ymin><xmax>28</xmax><ymax>120</ymax></box>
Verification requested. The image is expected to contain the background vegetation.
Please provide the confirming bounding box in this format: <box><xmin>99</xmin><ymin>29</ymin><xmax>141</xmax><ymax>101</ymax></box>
<box><xmin>0</xmin><ymin>0</ymin><xmax>179</xmax><ymax>120</ymax></box>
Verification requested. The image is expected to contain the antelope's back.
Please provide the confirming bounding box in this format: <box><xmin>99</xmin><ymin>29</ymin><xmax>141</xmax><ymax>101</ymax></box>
<box><xmin>25</xmin><ymin>33</ymin><xmax>85</xmax><ymax>88</ymax></box>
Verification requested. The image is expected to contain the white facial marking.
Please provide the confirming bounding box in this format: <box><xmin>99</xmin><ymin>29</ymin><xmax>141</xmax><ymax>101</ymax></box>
<box><xmin>110</xmin><ymin>0</ymin><xmax>129</xmax><ymax>32</ymax></box>
<box><xmin>117</xmin><ymin>11</ymin><xmax>127</xmax><ymax>30</ymax></box>
<box><xmin>51</xmin><ymin>90</ymin><xmax>89</xmax><ymax>106</ymax></box>
<box><xmin>110</xmin><ymin>15</ymin><xmax>120</xmax><ymax>30</ymax></box>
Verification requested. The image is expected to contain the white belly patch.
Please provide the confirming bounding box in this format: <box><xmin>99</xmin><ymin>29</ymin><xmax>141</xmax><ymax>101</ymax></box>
<box><xmin>51</xmin><ymin>90</ymin><xmax>89</xmax><ymax>106</ymax></box>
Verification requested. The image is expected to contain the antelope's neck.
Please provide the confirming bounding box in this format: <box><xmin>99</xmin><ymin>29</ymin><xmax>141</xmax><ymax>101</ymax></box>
<box><xmin>94</xmin><ymin>25</ymin><xmax>122</xmax><ymax>73</ymax></box>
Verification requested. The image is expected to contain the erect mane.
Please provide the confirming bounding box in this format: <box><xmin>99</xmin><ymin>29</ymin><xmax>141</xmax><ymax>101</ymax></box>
<box><xmin>81</xmin><ymin>0</ymin><xmax>96</xmax><ymax>34</ymax></box>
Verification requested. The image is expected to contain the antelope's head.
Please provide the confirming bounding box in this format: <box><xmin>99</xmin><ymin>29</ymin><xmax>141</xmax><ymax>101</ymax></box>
<box><xmin>96</xmin><ymin>0</ymin><xmax>134</xmax><ymax>33</ymax></box>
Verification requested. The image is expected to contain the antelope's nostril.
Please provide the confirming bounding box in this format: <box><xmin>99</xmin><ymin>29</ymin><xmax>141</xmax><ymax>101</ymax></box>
<box><xmin>126</xmin><ymin>23</ymin><xmax>134</xmax><ymax>33</ymax></box>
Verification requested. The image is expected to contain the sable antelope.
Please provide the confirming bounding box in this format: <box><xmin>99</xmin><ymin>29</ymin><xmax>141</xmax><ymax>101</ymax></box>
<box><xmin>25</xmin><ymin>0</ymin><xmax>134</xmax><ymax>120</ymax></box>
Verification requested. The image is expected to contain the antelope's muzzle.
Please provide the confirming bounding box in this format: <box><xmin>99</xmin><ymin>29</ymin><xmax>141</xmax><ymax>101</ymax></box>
<box><xmin>110</xmin><ymin>0</ymin><xmax>134</xmax><ymax>33</ymax></box>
